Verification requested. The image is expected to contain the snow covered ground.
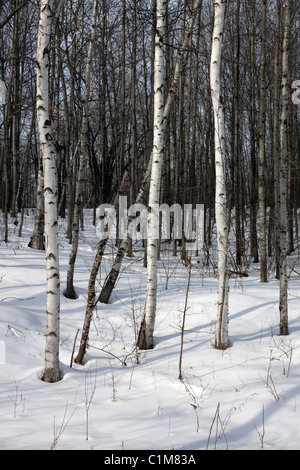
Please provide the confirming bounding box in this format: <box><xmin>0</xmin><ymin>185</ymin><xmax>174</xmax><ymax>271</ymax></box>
<box><xmin>0</xmin><ymin>210</ymin><xmax>300</xmax><ymax>450</ymax></box>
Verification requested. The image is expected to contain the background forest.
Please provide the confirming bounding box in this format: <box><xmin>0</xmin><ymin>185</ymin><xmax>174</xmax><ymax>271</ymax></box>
<box><xmin>1</xmin><ymin>0</ymin><xmax>299</xmax><ymax>256</ymax></box>
<box><xmin>0</xmin><ymin>0</ymin><xmax>300</xmax><ymax>450</ymax></box>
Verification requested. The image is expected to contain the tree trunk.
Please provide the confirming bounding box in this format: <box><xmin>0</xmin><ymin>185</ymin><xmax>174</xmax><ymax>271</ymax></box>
<box><xmin>249</xmin><ymin>0</ymin><xmax>259</xmax><ymax>263</ymax></box>
<box><xmin>273</xmin><ymin>0</ymin><xmax>281</xmax><ymax>278</ymax></box>
<box><xmin>28</xmin><ymin>154</ymin><xmax>44</xmax><ymax>250</ymax></box>
<box><xmin>137</xmin><ymin>0</ymin><xmax>166</xmax><ymax>350</ymax></box>
<box><xmin>279</xmin><ymin>0</ymin><xmax>290</xmax><ymax>336</ymax></box>
<box><xmin>233</xmin><ymin>0</ymin><xmax>244</xmax><ymax>267</ymax></box>
<box><xmin>37</xmin><ymin>0</ymin><xmax>61</xmax><ymax>383</ymax></box>
<box><xmin>64</xmin><ymin>0</ymin><xmax>98</xmax><ymax>299</ymax></box>
<box><xmin>74</xmin><ymin>239</ymin><xmax>107</xmax><ymax>365</ymax></box>
<box><xmin>10</xmin><ymin>0</ymin><xmax>20</xmax><ymax>221</ymax></box>
<box><xmin>75</xmin><ymin>171</ymin><xmax>129</xmax><ymax>365</ymax></box>
<box><xmin>258</xmin><ymin>0</ymin><xmax>267</xmax><ymax>282</ymax></box>
<box><xmin>127</xmin><ymin>0</ymin><xmax>137</xmax><ymax>258</ymax></box>
<box><xmin>210</xmin><ymin>0</ymin><xmax>229</xmax><ymax>350</ymax></box>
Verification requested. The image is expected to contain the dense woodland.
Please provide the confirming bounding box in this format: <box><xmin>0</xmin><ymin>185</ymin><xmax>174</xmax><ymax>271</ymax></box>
<box><xmin>0</xmin><ymin>0</ymin><xmax>299</xmax><ymax>382</ymax></box>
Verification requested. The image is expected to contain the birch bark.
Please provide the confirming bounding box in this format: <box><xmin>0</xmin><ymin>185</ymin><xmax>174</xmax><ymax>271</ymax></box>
<box><xmin>273</xmin><ymin>0</ymin><xmax>281</xmax><ymax>279</ymax></box>
<box><xmin>137</xmin><ymin>0</ymin><xmax>166</xmax><ymax>350</ymax></box>
<box><xmin>279</xmin><ymin>0</ymin><xmax>290</xmax><ymax>336</ymax></box>
<box><xmin>249</xmin><ymin>0</ymin><xmax>259</xmax><ymax>264</ymax></box>
<box><xmin>210</xmin><ymin>0</ymin><xmax>229</xmax><ymax>350</ymax></box>
<box><xmin>36</xmin><ymin>0</ymin><xmax>61</xmax><ymax>382</ymax></box>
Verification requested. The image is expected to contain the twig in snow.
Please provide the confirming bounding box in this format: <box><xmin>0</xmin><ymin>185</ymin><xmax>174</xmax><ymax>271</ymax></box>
<box><xmin>255</xmin><ymin>404</ymin><xmax>265</xmax><ymax>449</ymax></box>
<box><xmin>50</xmin><ymin>402</ymin><xmax>77</xmax><ymax>450</ymax></box>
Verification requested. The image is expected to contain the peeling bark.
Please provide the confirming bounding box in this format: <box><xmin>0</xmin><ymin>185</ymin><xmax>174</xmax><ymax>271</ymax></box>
<box><xmin>137</xmin><ymin>0</ymin><xmax>166</xmax><ymax>350</ymax></box>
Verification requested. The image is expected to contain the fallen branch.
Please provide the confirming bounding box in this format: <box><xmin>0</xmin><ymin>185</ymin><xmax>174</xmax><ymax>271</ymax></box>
<box><xmin>88</xmin><ymin>343</ymin><xmax>138</xmax><ymax>367</ymax></box>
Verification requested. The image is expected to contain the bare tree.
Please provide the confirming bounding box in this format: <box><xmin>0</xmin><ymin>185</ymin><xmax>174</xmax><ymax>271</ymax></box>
<box><xmin>279</xmin><ymin>0</ymin><xmax>290</xmax><ymax>336</ymax></box>
<box><xmin>258</xmin><ymin>0</ymin><xmax>267</xmax><ymax>283</ymax></box>
<box><xmin>249</xmin><ymin>0</ymin><xmax>259</xmax><ymax>264</ymax></box>
<box><xmin>136</xmin><ymin>0</ymin><xmax>166</xmax><ymax>350</ymax></box>
<box><xmin>64</xmin><ymin>0</ymin><xmax>98</xmax><ymax>299</ymax></box>
<box><xmin>272</xmin><ymin>0</ymin><xmax>282</xmax><ymax>279</ymax></box>
<box><xmin>36</xmin><ymin>0</ymin><xmax>62</xmax><ymax>383</ymax></box>
<box><xmin>210</xmin><ymin>0</ymin><xmax>229</xmax><ymax>350</ymax></box>
<box><xmin>28</xmin><ymin>154</ymin><xmax>44</xmax><ymax>250</ymax></box>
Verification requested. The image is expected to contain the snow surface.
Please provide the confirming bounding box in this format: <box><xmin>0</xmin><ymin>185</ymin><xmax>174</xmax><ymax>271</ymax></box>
<box><xmin>0</xmin><ymin>210</ymin><xmax>300</xmax><ymax>450</ymax></box>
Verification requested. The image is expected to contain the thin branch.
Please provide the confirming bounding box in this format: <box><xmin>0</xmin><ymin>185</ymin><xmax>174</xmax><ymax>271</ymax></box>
<box><xmin>0</xmin><ymin>0</ymin><xmax>30</xmax><ymax>30</ymax></box>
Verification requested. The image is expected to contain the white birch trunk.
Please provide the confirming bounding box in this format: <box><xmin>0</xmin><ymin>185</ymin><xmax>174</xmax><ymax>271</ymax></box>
<box><xmin>210</xmin><ymin>0</ymin><xmax>229</xmax><ymax>350</ymax></box>
<box><xmin>137</xmin><ymin>0</ymin><xmax>166</xmax><ymax>350</ymax></box>
<box><xmin>36</xmin><ymin>0</ymin><xmax>61</xmax><ymax>382</ymax></box>
<box><xmin>279</xmin><ymin>0</ymin><xmax>290</xmax><ymax>335</ymax></box>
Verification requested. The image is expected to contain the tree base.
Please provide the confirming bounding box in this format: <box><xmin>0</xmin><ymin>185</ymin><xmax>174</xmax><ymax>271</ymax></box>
<box><xmin>136</xmin><ymin>318</ymin><xmax>154</xmax><ymax>350</ymax></box>
<box><xmin>28</xmin><ymin>236</ymin><xmax>45</xmax><ymax>251</ymax></box>
<box><xmin>214</xmin><ymin>338</ymin><xmax>231</xmax><ymax>350</ymax></box>
<box><xmin>63</xmin><ymin>287</ymin><xmax>78</xmax><ymax>300</ymax></box>
<box><xmin>98</xmin><ymin>284</ymin><xmax>112</xmax><ymax>304</ymax></box>
<box><xmin>42</xmin><ymin>367</ymin><xmax>62</xmax><ymax>383</ymax></box>
<box><xmin>74</xmin><ymin>353</ymin><xmax>84</xmax><ymax>365</ymax></box>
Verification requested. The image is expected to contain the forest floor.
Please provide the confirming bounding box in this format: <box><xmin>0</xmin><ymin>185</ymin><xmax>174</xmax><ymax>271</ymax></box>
<box><xmin>0</xmin><ymin>209</ymin><xmax>300</xmax><ymax>450</ymax></box>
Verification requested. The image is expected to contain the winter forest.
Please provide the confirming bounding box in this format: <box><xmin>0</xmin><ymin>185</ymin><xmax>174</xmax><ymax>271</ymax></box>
<box><xmin>0</xmin><ymin>0</ymin><xmax>300</xmax><ymax>451</ymax></box>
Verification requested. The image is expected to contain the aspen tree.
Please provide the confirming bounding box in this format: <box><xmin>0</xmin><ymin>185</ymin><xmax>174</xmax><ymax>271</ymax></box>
<box><xmin>137</xmin><ymin>0</ymin><xmax>166</xmax><ymax>350</ymax></box>
<box><xmin>10</xmin><ymin>0</ymin><xmax>20</xmax><ymax>221</ymax></box>
<box><xmin>36</xmin><ymin>0</ymin><xmax>61</xmax><ymax>382</ymax></box>
<box><xmin>210</xmin><ymin>0</ymin><xmax>229</xmax><ymax>350</ymax></box>
<box><xmin>127</xmin><ymin>0</ymin><xmax>137</xmax><ymax>258</ymax></box>
<box><xmin>249</xmin><ymin>0</ymin><xmax>259</xmax><ymax>264</ymax></box>
<box><xmin>258</xmin><ymin>0</ymin><xmax>267</xmax><ymax>282</ymax></box>
<box><xmin>1</xmin><ymin>43</ymin><xmax>13</xmax><ymax>243</ymax></box>
<box><xmin>233</xmin><ymin>0</ymin><xmax>244</xmax><ymax>267</ymax></box>
<box><xmin>75</xmin><ymin>172</ymin><xmax>129</xmax><ymax>365</ymax></box>
<box><xmin>279</xmin><ymin>0</ymin><xmax>290</xmax><ymax>336</ymax></box>
<box><xmin>273</xmin><ymin>0</ymin><xmax>282</xmax><ymax>279</ymax></box>
<box><xmin>64</xmin><ymin>0</ymin><xmax>98</xmax><ymax>299</ymax></box>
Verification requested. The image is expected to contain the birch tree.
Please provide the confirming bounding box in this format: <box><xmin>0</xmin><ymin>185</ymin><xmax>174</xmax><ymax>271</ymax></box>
<box><xmin>36</xmin><ymin>0</ymin><xmax>61</xmax><ymax>382</ymax></box>
<box><xmin>273</xmin><ymin>0</ymin><xmax>281</xmax><ymax>279</ymax></box>
<box><xmin>258</xmin><ymin>0</ymin><xmax>267</xmax><ymax>283</ymax></box>
<box><xmin>64</xmin><ymin>0</ymin><xmax>98</xmax><ymax>299</ymax></box>
<box><xmin>210</xmin><ymin>0</ymin><xmax>229</xmax><ymax>350</ymax></box>
<box><xmin>249</xmin><ymin>0</ymin><xmax>259</xmax><ymax>264</ymax></box>
<box><xmin>75</xmin><ymin>172</ymin><xmax>129</xmax><ymax>365</ymax></box>
<box><xmin>279</xmin><ymin>0</ymin><xmax>290</xmax><ymax>336</ymax></box>
<box><xmin>99</xmin><ymin>0</ymin><xmax>203</xmax><ymax>306</ymax></box>
<box><xmin>136</xmin><ymin>0</ymin><xmax>166</xmax><ymax>350</ymax></box>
